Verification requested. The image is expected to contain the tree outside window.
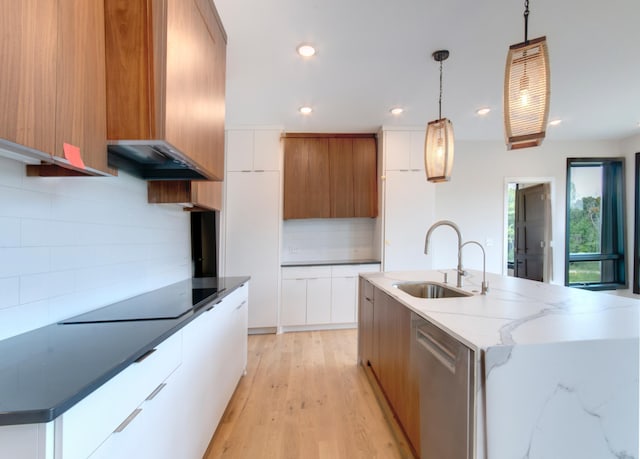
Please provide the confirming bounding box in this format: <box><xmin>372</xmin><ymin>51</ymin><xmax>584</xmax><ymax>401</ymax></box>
<box><xmin>565</xmin><ymin>158</ymin><xmax>626</xmax><ymax>289</ymax></box>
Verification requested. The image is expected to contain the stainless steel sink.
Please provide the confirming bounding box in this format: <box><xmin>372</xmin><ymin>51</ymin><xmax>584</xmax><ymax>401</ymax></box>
<box><xmin>393</xmin><ymin>281</ymin><xmax>473</xmax><ymax>299</ymax></box>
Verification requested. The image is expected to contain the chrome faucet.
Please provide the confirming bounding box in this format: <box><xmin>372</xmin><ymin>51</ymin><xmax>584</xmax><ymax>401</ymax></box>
<box><xmin>424</xmin><ymin>220</ymin><xmax>464</xmax><ymax>288</ymax></box>
<box><xmin>461</xmin><ymin>240</ymin><xmax>489</xmax><ymax>295</ymax></box>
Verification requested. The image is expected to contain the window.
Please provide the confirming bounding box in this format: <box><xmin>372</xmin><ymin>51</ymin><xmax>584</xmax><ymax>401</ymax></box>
<box><xmin>634</xmin><ymin>153</ymin><xmax>640</xmax><ymax>294</ymax></box>
<box><xmin>565</xmin><ymin>158</ymin><xmax>626</xmax><ymax>290</ymax></box>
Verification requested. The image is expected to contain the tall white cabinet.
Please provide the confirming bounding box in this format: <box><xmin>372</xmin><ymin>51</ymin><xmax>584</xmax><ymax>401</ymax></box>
<box><xmin>224</xmin><ymin>129</ymin><xmax>281</xmax><ymax>331</ymax></box>
<box><xmin>382</xmin><ymin>130</ymin><xmax>435</xmax><ymax>271</ymax></box>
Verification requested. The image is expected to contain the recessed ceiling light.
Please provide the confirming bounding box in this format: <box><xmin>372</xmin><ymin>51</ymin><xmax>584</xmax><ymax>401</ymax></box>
<box><xmin>297</xmin><ymin>44</ymin><xmax>316</xmax><ymax>57</ymax></box>
<box><xmin>390</xmin><ymin>107</ymin><xmax>404</xmax><ymax>115</ymax></box>
<box><xmin>549</xmin><ymin>119</ymin><xmax>562</xmax><ymax>126</ymax></box>
<box><xmin>476</xmin><ymin>107</ymin><xmax>491</xmax><ymax>116</ymax></box>
<box><xmin>299</xmin><ymin>106</ymin><xmax>313</xmax><ymax>115</ymax></box>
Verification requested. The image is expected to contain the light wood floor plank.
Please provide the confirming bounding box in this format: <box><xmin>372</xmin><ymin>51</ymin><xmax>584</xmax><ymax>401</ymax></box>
<box><xmin>205</xmin><ymin>329</ymin><xmax>405</xmax><ymax>459</ymax></box>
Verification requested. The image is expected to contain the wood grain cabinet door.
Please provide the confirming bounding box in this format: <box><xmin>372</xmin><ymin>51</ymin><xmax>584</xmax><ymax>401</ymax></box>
<box><xmin>1</xmin><ymin>0</ymin><xmax>113</xmax><ymax>175</ymax></box>
<box><xmin>283</xmin><ymin>137</ymin><xmax>330</xmax><ymax>219</ymax></box>
<box><xmin>0</xmin><ymin>0</ymin><xmax>57</xmax><ymax>155</ymax></box>
<box><xmin>352</xmin><ymin>137</ymin><xmax>378</xmax><ymax>217</ymax></box>
<box><xmin>284</xmin><ymin>135</ymin><xmax>376</xmax><ymax>219</ymax></box>
<box><xmin>55</xmin><ymin>0</ymin><xmax>111</xmax><ymax>174</ymax></box>
<box><xmin>329</xmin><ymin>138</ymin><xmax>355</xmax><ymax>218</ymax></box>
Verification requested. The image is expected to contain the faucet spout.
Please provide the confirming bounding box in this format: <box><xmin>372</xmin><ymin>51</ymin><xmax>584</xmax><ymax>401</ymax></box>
<box><xmin>460</xmin><ymin>240</ymin><xmax>489</xmax><ymax>295</ymax></box>
<box><xmin>424</xmin><ymin>220</ymin><xmax>464</xmax><ymax>288</ymax></box>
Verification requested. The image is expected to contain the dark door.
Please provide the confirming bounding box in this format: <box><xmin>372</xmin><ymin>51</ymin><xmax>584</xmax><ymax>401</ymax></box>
<box><xmin>514</xmin><ymin>184</ymin><xmax>548</xmax><ymax>281</ymax></box>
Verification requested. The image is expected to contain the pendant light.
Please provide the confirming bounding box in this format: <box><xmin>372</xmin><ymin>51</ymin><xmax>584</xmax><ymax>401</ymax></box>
<box><xmin>504</xmin><ymin>0</ymin><xmax>550</xmax><ymax>150</ymax></box>
<box><xmin>424</xmin><ymin>50</ymin><xmax>454</xmax><ymax>182</ymax></box>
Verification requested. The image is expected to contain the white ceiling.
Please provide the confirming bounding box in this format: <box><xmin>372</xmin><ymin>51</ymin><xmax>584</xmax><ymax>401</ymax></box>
<box><xmin>215</xmin><ymin>0</ymin><xmax>640</xmax><ymax>141</ymax></box>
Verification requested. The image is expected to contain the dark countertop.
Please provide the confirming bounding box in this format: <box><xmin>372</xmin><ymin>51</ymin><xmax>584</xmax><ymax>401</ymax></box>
<box><xmin>281</xmin><ymin>259</ymin><xmax>381</xmax><ymax>267</ymax></box>
<box><xmin>0</xmin><ymin>276</ymin><xmax>249</xmax><ymax>426</ymax></box>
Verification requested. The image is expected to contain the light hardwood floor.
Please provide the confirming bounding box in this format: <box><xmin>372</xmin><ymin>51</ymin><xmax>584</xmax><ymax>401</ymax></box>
<box><xmin>205</xmin><ymin>329</ymin><xmax>406</xmax><ymax>459</ymax></box>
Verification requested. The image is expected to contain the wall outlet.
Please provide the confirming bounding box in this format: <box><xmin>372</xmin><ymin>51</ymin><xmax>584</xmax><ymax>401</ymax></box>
<box><xmin>288</xmin><ymin>247</ymin><xmax>298</xmax><ymax>254</ymax></box>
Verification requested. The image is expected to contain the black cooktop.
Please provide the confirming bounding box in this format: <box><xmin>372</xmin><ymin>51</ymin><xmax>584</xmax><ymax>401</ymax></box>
<box><xmin>61</xmin><ymin>278</ymin><xmax>225</xmax><ymax>324</ymax></box>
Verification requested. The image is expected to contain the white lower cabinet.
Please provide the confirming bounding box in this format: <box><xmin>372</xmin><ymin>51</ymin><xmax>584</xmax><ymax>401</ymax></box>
<box><xmin>280</xmin><ymin>264</ymin><xmax>380</xmax><ymax>328</ymax></box>
<box><xmin>0</xmin><ymin>282</ymin><xmax>249</xmax><ymax>459</ymax></box>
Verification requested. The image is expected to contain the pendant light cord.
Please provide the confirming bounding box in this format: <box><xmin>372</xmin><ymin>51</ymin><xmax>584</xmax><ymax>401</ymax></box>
<box><xmin>438</xmin><ymin>59</ymin><xmax>443</xmax><ymax>120</ymax></box>
<box><xmin>524</xmin><ymin>0</ymin><xmax>530</xmax><ymax>43</ymax></box>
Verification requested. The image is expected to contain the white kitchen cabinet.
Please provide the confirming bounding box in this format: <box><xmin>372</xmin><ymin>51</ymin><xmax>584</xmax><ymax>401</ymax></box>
<box><xmin>331</xmin><ymin>264</ymin><xmax>381</xmax><ymax>324</ymax></box>
<box><xmin>281</xmin><ymin>264</ymin><xmax>380</xmax><ymax>329</ymax></box>
<box><xmin>280</xmin><ymin>278</ymin><xmax>307</xmax><ymax>326</ymax></box>
<box><xmin>178</xmin><ymin>283</ymin><xmax>248</xmax><ymax>459</ymax></box>
<box><xmin>224</xmin><ymin>170</ymin><xmax>280</xmax><ymax>330</ymax></box>
<box><xmin>306</xmin><ymin>277</ymin><xmax>332</xmax><ymax>324</ymax></box>
<box><xmin>87</xmin><ymin>367</ymin><xmax>183</xmax><ymax>459</ymax></box>
<box><xmin>384</xmin><ymin>130</ymin><xmax>425</xmax><ymax>171</ymax></box>
<box><xmin>226</xmin><ymin>129</ymin><xmax>281</xmax><ymax>172</ymax></box>
<box><xmin>0</xmin><ymin>423</ymin><xmax>52</xmax><ymax>459</ymax></box>
<box><xmin>57</xmin><ymin>331</ymin><xmax>182</xmax><ymax>459</ymax></box>
<box><xmin>383</xmin><ymin>170</ymin><xmax>435</xmax><ymax>271</ymax></box>
<box><xmin>330</xmin><ymin>276</ymin><xmax>357</xmax><ymax>323</ymax></box>
<box><xmin>281</xmin><ymin>267</ymin><xmax>331</xmax><ymax>326</ymax></box>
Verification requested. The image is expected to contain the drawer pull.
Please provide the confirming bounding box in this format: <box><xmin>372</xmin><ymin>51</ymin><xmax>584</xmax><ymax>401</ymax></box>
<box><xmin>235</xmin><ymin>300</ymin><xmax>247</xmax><ymax>310</ymax></box>
<box><xmin>146</xmin><ymin>383</ymin><xmax>167</xmax><ymax>401</ymax></box>
<box><xmin>134</xmin><ymin>348</ymin><xmax>156</xmax><ymax>363</ymax></box>
<box><xmin>114</xmin><ymin>408</ymin><xmax>142</xmax><ymax>433</ymax></box>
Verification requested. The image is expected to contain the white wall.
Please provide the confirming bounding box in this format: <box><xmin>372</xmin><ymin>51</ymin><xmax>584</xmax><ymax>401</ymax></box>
<box><xmin>431</xmin><ymin>138</ymin><xmax>630</xmax><ymax>288</ymax></box>
<box><xmin>0</xmin><ymin>156</ymin><xmax>191</xmax><ymax>340</ymax></box>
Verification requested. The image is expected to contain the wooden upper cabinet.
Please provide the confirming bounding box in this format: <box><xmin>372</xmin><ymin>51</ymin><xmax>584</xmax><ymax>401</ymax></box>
<box><xmin>283</xmin><ymin>138</ymin><xmax>330</xmax><ymax>219</ymax></box>
<box><xmin>105</xmin><ymin>0</ymin><xmax>227</xmax><ymax>180</ymax></box>
<box><xmin>352</xmin><ymin>137</ymin><xmax>378</xmax><ymax>217</ymax></box>
<box><xmin>0</xmin><ymin>0</ymin><xmax>113</xmax><ymax>176</ymax></box>
<box><xmin>329</xmin><ymin>138</ymin><xmax>355</xmax><ymax>218</ymax></box>
<box><xmin>284</xmin><ymin>134</ymin><xmax>377</xmax><ymax>220</ymax></box>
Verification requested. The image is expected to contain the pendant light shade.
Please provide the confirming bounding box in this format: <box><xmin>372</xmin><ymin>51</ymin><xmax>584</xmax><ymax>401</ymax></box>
<box><xmin>425</xmin><ymin>50</ymin><xmax>454</xmax><ymax>182</ymax></box>
<box><xmin>425</xmin><ymin>118</ymin><xmax>454</xmax><ymax>182</ymax></box>
<box><xmin>504</xmin><ymin>1</ymin><xmax>550</xmax><ymax>150</ymax></box>
<box><xmin>504</xmin><ymin>37</ymin><xmax>550</xmax><ymax>149</ymax></box>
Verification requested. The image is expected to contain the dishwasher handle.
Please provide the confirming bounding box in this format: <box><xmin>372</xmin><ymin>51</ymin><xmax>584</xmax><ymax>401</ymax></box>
<box><xmin>416</xmin><ymin>327</ymin><xmax>456</xmax><ymax>373</ymax></box>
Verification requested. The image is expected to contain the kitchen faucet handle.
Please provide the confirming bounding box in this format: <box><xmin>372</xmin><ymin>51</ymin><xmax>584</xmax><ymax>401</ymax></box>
<box><xmin>437</xmin><ymin>269</ymin><xmax>448</xmax><ymax>283</ymax></box>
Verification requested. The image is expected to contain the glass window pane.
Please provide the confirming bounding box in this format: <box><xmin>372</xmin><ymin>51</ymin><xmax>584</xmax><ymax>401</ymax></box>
<box><xmin>568</xmin><ymin>260</ymin><xmax>601</xmax><ymax>284</ymax></box>
<box><xmin>569</xmin><ymin>165</ymin><xmax>602</xmax><ymax>254</ymax></box>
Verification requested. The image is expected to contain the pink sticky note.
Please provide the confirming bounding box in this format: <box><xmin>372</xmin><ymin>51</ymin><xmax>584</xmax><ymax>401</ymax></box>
<box><xmin>63</xmin><ymin>143</ymin><xmax>86</xmax><ymax>169</ymax></box>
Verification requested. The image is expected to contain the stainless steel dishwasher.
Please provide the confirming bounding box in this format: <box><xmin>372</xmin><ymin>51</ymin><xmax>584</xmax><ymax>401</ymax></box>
<box><xmin>413</xmin><ymin>313</ymin><xmax>474</xmax><ymax>459</ymax></box>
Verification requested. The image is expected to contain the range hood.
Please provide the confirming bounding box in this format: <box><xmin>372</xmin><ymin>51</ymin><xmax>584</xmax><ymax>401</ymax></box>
<box><xmin>107</xmin><ymin>141</ymin><xmax>216</xmax><ymax>181</ymax></box>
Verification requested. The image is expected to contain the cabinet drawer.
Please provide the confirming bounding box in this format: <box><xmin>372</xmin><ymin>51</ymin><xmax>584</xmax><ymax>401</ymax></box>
<box><xmin>282</xmin><ymin>266</ymin><xmax>332</xmax><ymax>279</ymax></box>
<box><xmin>58</xmin><ymin>331</ymin><xmax>182</xmax><ymax>459</ymax></box>
<box><xmin>332</xmin><ymin>263</ymin><xmax>380</xmax><ymax>277</ymax></box>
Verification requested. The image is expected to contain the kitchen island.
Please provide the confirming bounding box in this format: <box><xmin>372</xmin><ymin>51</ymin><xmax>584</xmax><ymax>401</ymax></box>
<box><xmin>360</xmin><ymin>270</ymin><xmax>639</xmax><ymax>459</ymax></box>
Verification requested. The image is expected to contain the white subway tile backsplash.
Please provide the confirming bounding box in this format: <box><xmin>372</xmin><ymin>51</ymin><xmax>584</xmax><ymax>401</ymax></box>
<box><xmin>19</xmin><ymin>271</ymin><xmax>74</xmax><ymax>304</ymax></box>
<box><xmin>282</xmin><ymin>218</ymin><xmax>377</xmax><ymax>262</ymax></box>
<box><xmin>0</xmin><ymin>217</ymin><xmax>20</xmax><ymax>247</ymax></box>
<box><xmin>0</xmin><ymin>277</ymin><xmax>19</xmax><ymax>309</ymax></box>
<box><xmin>0</xmin><ymin>300</ymin><xmax>50</xmax><ymax>341</ymax></box>
<box><xmin>0</xmin><ymin>160</ymin><xmax>191</xmax><ymax>340</ymax></box>
<box><xmin>0</xmin><ymin>247</ymin><xmax>50</xmax><ymax>277</ymax></box>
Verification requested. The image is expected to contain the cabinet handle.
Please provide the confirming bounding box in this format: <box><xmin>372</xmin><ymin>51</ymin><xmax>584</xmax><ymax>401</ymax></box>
<box><xmin>255</xmin><ymin>169</ymin><xmax>265</xmax><ymax>172</ymax></box>
<box><xmin>206</xmin><ymin>299</ymin><xmax>223</xmax><ymax>312</ymax></box>
<box><xmin>416</xmin><ymin>328</ymin><xmax>456</xmax><ymax>373</ymax></box>
<box><xmin>235</xmin><ymin>300</ymin><xmax>247</xmax><ymax>310</ymax></box>
<box><xmin>114</xmin><ymin>408</ymin><xmax>142</xmax><ymax>433</ymax></box>
<box><xmin>146</xmin><ymin>383</ymin><xmax>167</xmax><ymax>401</ymax></box>
<box><xmin>241</xmin><ymin>170</ymin><xmax>252</xmax><ymax>173</ymax></box>
<box><xmin>134</xmin><ymin>348</ymin><xmax>156</xmax><ymax>363</ymax></box>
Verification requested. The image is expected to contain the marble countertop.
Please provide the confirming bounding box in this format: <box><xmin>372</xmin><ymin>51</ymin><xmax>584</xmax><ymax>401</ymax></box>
<box><xmin>363</xmin><ymin>270</ymin><xmax>640</xmax><ymax>351</ymax></box>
